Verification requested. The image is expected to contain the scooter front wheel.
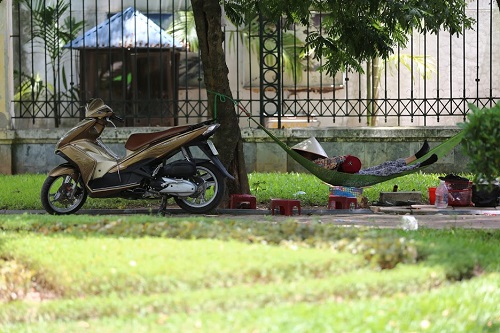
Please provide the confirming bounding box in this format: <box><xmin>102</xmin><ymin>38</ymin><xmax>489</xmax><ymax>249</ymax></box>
<box><xmin>174</xmin><ymin>162</ymin><xmax>224</xmax><ymax>214</ymax></box>
<box><xmin>41</xmin><ymin>173</ymin><xmax>88</xmax><ymax>215</ymax></box>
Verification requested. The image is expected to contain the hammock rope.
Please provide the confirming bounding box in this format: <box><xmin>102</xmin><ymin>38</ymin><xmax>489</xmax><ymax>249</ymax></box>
<box><xmin>209</xmin><ymin>91</ymin><xmax>464</xmax><ymax>187</ymax></box>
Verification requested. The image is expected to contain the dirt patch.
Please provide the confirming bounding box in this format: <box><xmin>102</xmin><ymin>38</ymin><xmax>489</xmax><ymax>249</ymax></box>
<box><xmin>0</xmin><ymin>258</ymin><xmax>59</xmax><ymax>303</ymax></box>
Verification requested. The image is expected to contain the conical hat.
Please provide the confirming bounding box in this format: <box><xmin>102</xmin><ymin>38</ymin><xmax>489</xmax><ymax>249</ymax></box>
<box><xmin>291</xmin><ymin>137</ymin><xmax>328</xmax><ymax>160</ymax></box>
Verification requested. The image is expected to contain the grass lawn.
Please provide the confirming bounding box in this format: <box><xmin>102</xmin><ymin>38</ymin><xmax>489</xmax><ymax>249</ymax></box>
<box><xmin>1</xmin><ymin>173</ymin><xmax>497</xmax><ymax>332</ymax></box>
<box><xmin>0</xmin><ymin>214</ymin><xmax>499</xmax><ymax>332</ymax></box>
<box><xmin>0</xmin><ymin>172</ymin><xmax>454</xmax><ymax>210</ymax></box>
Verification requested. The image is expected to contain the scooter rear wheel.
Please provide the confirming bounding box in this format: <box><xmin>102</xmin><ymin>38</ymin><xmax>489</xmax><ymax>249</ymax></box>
<box><xmin>174</xmin><ymin>162</ymin><xmax>224</xmax><ymax>214</ymax></box>
<box><xmin>41</xmin><ymin>173</ymin><xmax>88</xmax><ymax>215</ymax></box>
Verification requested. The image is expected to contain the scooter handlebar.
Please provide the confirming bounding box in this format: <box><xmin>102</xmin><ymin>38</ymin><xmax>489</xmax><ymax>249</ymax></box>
<box><xmin>110</xmin><ymin>114</ymin><xmax>125</xmax><ymax>123</ymax></box>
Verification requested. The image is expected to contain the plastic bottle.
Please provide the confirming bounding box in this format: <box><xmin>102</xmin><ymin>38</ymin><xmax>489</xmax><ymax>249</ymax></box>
<box><xmin>435</xmin><ymin>180</ymin><xmax>449</xmax><ymax>208</ymax></box>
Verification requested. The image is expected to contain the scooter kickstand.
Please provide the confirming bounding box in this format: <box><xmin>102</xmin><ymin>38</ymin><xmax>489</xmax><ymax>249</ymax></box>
<box><xmin>158</xmin><ymin>196</ymin><xmax>168</xmax><ymax>216</ymax></box>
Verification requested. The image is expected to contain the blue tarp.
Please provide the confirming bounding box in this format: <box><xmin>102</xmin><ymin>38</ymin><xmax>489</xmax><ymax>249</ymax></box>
<box><xmin>64</xmin><ymin>7</ymin><xmax>183</xmax><ymax>49</ymax></box>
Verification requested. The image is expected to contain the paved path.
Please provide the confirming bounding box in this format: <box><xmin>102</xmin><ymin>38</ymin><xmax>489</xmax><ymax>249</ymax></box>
<box><xmin>222</xmin><ymin>205</ymin><xmax>500</xmax><ymax>229</ymax></box>
<box><xmin>2</xmin><ymin>205</ymin><xmax>499</xmax><ymax>229</ymax></box>
<box><xmin>283</xmin><ymin>212</ymin><xmax>500</xmax><ymax>229</ymax></box>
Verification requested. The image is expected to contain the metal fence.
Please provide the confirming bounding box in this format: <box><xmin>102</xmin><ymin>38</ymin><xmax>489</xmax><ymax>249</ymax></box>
<box><xmin>11</xmin><ymin>0</ymin><xmax>500</xmax><ymax>128</ymax></box>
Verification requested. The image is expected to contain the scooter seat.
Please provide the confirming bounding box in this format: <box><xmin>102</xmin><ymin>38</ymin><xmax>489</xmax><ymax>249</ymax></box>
<box><xmin>125</xmin><ymin>125</ymin><xmax>192</xmax><ymax>151</ymax></box>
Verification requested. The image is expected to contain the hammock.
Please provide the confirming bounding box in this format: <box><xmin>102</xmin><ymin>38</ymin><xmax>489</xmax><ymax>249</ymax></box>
<box><xmin>210</xmin><ymin>91</ymin><xmax>464</xmax><ymax>187</ymax></box>
<box><xmin>251</xmin><ymin>120</ymin><xmax>465</xmax><ymax>187</ymax></box>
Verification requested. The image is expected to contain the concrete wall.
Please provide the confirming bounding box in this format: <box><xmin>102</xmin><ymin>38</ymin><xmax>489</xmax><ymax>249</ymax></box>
<box><xmin>0</xmin><ymin>126</ymin><xmax>468</xmax><ymax>175</ymax></box>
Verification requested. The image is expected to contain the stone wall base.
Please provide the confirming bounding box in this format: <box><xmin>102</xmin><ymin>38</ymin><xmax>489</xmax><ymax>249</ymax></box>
<box><xmin>0</xmin><ymin>126</ymin><xmax>468</xmax><ymax>175</ymax></box>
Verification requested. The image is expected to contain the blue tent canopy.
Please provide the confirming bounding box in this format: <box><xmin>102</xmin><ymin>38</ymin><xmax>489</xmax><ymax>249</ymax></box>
<box><xmin>65</xmin><ymin>7</ymin><xmax>184</xmax><ymax>49</ymax></box>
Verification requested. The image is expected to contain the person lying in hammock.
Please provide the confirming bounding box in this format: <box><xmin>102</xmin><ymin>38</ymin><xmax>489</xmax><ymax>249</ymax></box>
<box><xmin>291</xmin><ymin>137</ymin><xmax>438</xmax><ymax>176</ymax></box>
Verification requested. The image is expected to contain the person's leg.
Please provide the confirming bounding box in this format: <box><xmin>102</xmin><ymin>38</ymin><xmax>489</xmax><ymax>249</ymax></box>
<box><xmin>405</xmin><ymin>155</ymin><xmax>417</xmax><ymax>164</ymax></box>
<box><xmin>405</xmin><ymin>140</ymin><xmax>430</xmax><ymax>164</ymax></box>
<box><xmin>359</xmin><ymin>154</ymin><xmax>437</xmax><ymax>176</ymax></box>
<box><xmin>359</xmin><ymin>159</ymin><xmax>407</xmax><ymax>175</ymax></box>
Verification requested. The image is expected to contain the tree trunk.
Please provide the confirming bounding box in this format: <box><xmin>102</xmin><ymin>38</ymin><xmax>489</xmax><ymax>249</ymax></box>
<box><xmin>370</xmin><ymin>57</ymin><xmax>381</xmax><ymax>127</ymax></box>
<box><xmin>191</xmin><ymin>0</ymin><xmax>250</xmax><ymax>206</ymax></box>
<box><xmin>366</xmin><ymin>58</ymin><xmax>380</xmax><ymax>126</ymax></box>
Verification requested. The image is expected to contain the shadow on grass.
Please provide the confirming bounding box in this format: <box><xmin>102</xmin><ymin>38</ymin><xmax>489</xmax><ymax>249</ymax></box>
<box><xmin>2</xmin><ymin>214</ymin><xmax>499</xmax><ymax>279</ymax></box>
<box><xmin>400</xmin><ymin>228</ymin><xmax>500</xmax><ymax>279</ymax></box>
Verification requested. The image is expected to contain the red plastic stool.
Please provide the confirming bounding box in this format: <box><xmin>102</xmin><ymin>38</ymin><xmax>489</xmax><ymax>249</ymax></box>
<box><xmin>230</xmin><ymin>194</ymin><xmax>257</xmax><ymax>209</ymax></box>
<box><xmin>328</xmin><ymin>195</ymin><xmax>358</xmax><ymax>210</ymax></box>
<box><xmin>270</xmin><ymin>199</ymin><xmax>301</xmax><ymax>216</ymax></box>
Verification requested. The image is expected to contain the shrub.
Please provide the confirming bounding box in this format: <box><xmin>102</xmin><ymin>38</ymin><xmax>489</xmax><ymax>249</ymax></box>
<box><xmin>459</xmin><ymin>102</ymin><xmax>500</xmax><ymax>185</ymax></box>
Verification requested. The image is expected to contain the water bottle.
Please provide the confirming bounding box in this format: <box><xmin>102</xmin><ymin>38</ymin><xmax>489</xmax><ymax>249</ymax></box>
<box><xmin>435</xmin><ymin>180</ymin><xmax>449</xmax><ymax>208</ymax></box>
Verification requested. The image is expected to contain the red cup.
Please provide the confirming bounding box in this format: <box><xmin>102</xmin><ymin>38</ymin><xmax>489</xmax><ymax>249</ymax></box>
<box><xmin>428</xmin><ymin>187</ymin><xmax>436</xmax><ymax>205</ymax></box>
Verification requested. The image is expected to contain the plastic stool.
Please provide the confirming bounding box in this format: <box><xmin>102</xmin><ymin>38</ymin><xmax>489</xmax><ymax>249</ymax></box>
<box><xmin>230</xmin><ymin>194</ymin><xmax>257</xmax><ymax>209</ymax></box>
<box><xmin>270</xmin><ymin>199</ymin><xmax>301</xmax><ymax>216</ymax></box>
<box><xmin>328</xmin><ymin>195</ymin><xmax>358</xmax><ymax>210</ymax></box>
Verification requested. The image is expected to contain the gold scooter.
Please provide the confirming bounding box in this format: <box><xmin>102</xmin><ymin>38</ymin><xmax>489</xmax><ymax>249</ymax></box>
<box><xmin>41</xmin><ymin>98</ymin><xmax>234</xmax><ymax>214</ymax></box>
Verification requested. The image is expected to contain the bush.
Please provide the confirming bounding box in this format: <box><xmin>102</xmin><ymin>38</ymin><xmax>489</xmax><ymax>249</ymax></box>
<box><xmin>459</xmin><ymin>102</ymin><xmax>500</xmax><ymax>185</ymax></box>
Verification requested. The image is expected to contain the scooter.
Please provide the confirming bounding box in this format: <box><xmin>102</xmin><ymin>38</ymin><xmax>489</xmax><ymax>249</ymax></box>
<box><xmin>40</xmin><ymin>98</ymin><xmax>234</xmax><ymax>215</ymax></box>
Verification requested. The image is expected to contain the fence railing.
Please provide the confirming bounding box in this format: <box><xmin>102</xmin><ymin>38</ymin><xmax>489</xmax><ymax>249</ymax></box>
<box><xmin>10</xmin><ymin>0</ymin><xmax>500</xmax><ymax>128</ymax></box>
